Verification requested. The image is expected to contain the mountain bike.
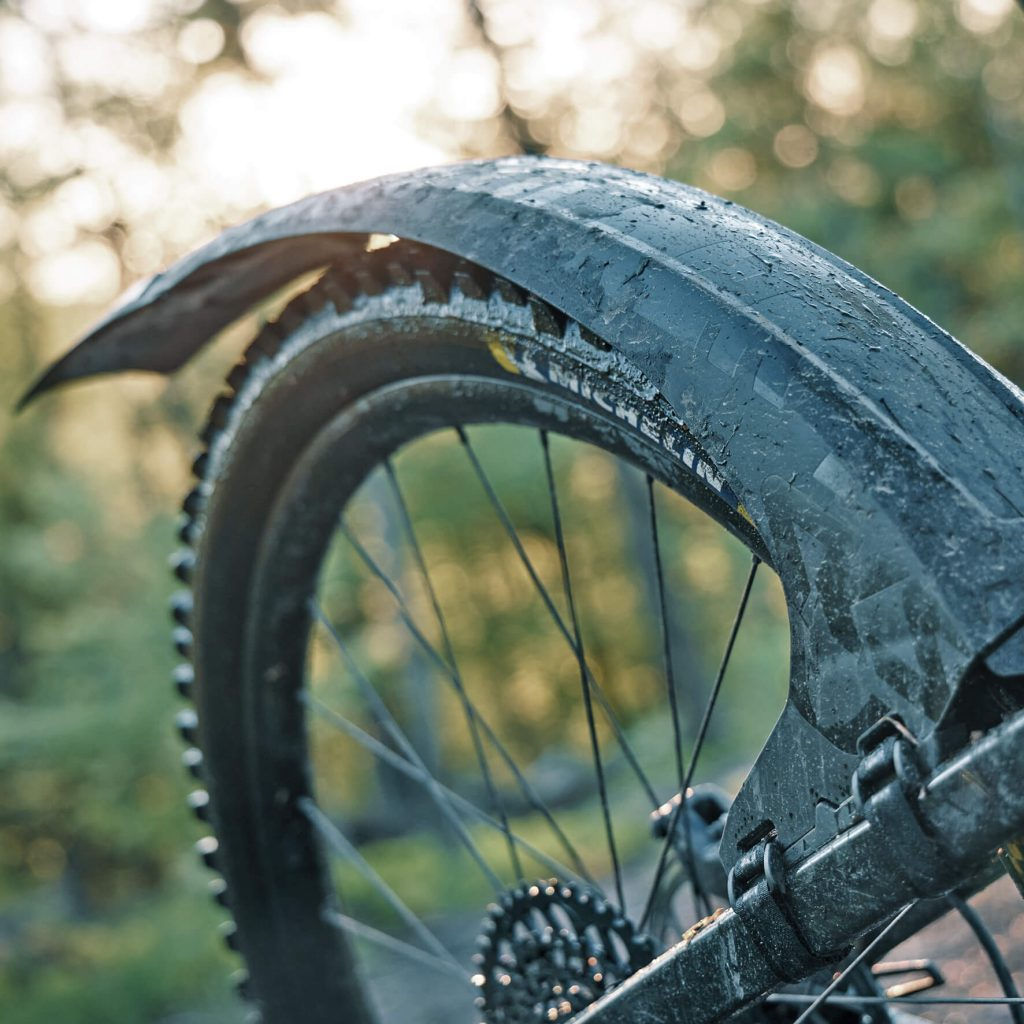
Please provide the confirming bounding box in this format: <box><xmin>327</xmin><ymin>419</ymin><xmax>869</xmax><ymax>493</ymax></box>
<box><xmin>22</xmin><ymin>154</ymin><xmax>1024</xmax><ymax>1024</ymax></box>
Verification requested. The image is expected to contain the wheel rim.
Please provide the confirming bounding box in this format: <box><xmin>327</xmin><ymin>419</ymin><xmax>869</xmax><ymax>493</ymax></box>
<box><xmin>233</xmin><ymin>368</ymin><xmax>787</xmax><ymax>1022</ymax></box>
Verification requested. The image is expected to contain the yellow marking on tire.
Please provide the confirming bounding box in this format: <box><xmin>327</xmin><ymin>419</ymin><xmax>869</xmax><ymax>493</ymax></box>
<box><xmin>486</xmin><ymin>335</ymin><xmax>520</xmax><ymax>375</ymax></box>
<box><xmin>1000</xmin><ymin>839</ymin><xmax>1024</xmax><ymax>897</ymax></box>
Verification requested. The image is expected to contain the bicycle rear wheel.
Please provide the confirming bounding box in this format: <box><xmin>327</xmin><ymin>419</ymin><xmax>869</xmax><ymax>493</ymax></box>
<box><xmin>171</xmin><ymin>239</ymin><xmax>1020</xmax><ymax>1023</ymax></box>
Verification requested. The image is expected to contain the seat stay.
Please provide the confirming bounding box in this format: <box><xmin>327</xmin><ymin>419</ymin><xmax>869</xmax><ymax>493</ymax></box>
<box><xmin>576</xmin><ymin>706</ymin><xmax>1024</xmax><ymax>1024</ymax></box>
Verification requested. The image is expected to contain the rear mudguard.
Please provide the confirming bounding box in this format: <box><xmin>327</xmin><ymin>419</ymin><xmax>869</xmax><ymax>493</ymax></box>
<box><xmin>28</xmin><ymin>156</ymin><xmax>1024</xmax><ymax>868</ymax></box>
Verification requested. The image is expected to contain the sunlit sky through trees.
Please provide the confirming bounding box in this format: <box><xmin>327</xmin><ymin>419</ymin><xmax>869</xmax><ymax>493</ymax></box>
<box><xmin>2</xmin><ymin>0</ymin><xmax>1022</xmax><ymax>316</ymax></box>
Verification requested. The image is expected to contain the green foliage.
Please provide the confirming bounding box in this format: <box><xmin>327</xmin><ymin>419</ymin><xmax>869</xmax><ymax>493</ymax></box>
<box><xmin>0</xmin><ymin>295</ymin><xmax>229</xmax><ymax>1019</ymax></box>
<box><xmin>1</xmin><ymin>0</ymin><xmax>1023</xmax><ymax>1019</ymax></box>
<box><xmin>0</xmin><ymin>877</ymin><xmax>241</xmax><ymax>1024</ymax></box>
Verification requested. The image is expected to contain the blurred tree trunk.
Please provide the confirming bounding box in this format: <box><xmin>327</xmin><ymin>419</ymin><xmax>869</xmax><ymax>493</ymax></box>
<box><xmin>0</xmin><ymin>285</ymin><xmax>44</xmax><ymax>700</ymax></box>
<box><xmin>467</xmin><ymin>0</ymin><xmax>546</xmax><ymax>156</ymax></box>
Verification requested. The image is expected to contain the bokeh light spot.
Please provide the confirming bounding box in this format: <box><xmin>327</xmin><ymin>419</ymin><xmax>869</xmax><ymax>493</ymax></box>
<box><xmin>676</xmin><ymin>89</ymin><xmax>726</xmax><ymax>139</ymax></box>
<box><xmin>806</xmin><ymin>44</ymin><xmax>868</xmax><ymax>116</ymax></box>
<box><xmin>176</xmin><ymin>17</ymin><xmax>225</xmax><ymax>65</ymax></box>
<box><xmin>957</xmin><ymin>0</ymin><xmax>1017</xmax><ymax>35</ymax></box>
<box><xmin>707</xmin><ymin>147</ymin><xmax>757</xmax><ymax>192</ymax></box>
<box><xmin>773</xmin><ymin>123</ymin><xmax>819</xmax><ymax>168</ymax></box>
<box><xmin>26</xmin><ymin>238</ymin><xmax>121</xmax><ymax>306</ymax></box>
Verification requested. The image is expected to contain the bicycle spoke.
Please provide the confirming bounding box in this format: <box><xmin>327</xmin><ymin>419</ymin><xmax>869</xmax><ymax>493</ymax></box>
<box><xmin>322</xmin><ymin>909</ymin><xmax>472</xmax><ymax>983</ymax></box>
<box><xmin>456</xmin><ymin>425</ymin><xmax>661</xmax><ymax>812</ymax></box>
<box><xmin>310</xmin><ymin>601</ymin><xmax>503</xmax><ymax>891</ymax></box>
<box><xmin>382</xmin><ymin>458</ymin><xmax>522</xmax><ymax>882</ymax></box>
<box><xmin>336</xmin><ymin>524</ymin><xmax>592</xmax><ymax>882</ymax></box>
<box><xmin>540</xmin><ymin>429</ymin><xmax>626</xmax><ymax>915</ymax></box>
<box><xmin>640</xmin><ymin>554</ymin><xmax>760</xmax><ymax>930</ymax></box>
<box><xmin>790</xmin><ymin>902</ymin><xmax>917</xmax><ymax>1024</ymax></box>
<box><xmin>646</xmin><ymin>477</ymin><xmax>686</xmax><ymax>795</ymax></box>
<box><xmin>299</xmin><ymin>796</ymin><xmax>464</xmax><ymax>972</ymax></box>
<box><xmin>646</xmin><ymin>475</ymin><xmax>708</xmax><ymax>920</ymax></box>
<box><xmin>684</xmin><ymin>554</ymin><xmax>759</xmax><ymax>799</ymax></box>
<box><xmin>302</xmin><ymin>691</ymin><xmax>587</xmax><ymax>884</ymax></box>
<box><xmin>947</xmin><ymin>893</ymin><xmax>1024</xmax><ymax>1024</ymax></box>
<box><xmin>769</xmin><ymin>994</ymin><xmax>1024</xmax><ymax>1008</ymax></box>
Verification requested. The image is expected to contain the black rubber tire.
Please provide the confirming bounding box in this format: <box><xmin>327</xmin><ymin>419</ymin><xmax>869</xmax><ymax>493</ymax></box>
<box><xmin>174</xmin><ymin>240</ymin><xmax>776</xmax><ymax>1022</ymax></box>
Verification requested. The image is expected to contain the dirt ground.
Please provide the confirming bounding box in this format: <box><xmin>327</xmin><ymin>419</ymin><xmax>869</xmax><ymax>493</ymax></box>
<box><xmin>887</xmin><ymin>874</ymin><xmax>1024</xmax><ymax>1024</ymax></box>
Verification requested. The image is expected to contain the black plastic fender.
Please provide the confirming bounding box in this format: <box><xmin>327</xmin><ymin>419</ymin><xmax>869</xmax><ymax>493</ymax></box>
<box><xmin>27</xmin><ymin>156</ymin><xmax>1024</xmax><ymax>867</ymax></box>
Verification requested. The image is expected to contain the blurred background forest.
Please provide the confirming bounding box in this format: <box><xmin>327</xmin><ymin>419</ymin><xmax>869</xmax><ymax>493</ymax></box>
<box><xmin>1</xmin><ymin>0</ymin><xmax>1023</xmax><ymax>1021</ymax></box>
